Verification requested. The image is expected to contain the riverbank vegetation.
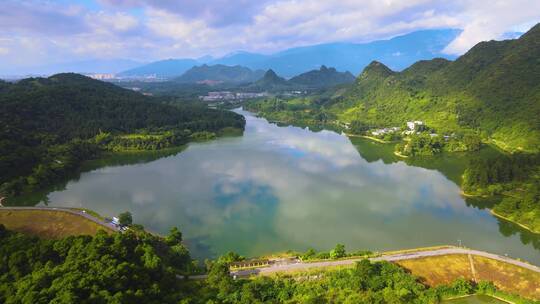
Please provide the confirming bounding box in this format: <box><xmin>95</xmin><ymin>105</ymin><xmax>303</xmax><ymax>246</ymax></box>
<box><xmin>299</xmin><ymin>244</ymin><xmax>373</xmax><ymax>261</ymax></box>
<box><xmin>462</xmin><ymin>153</ymin><xmax>540</xmax><ymax>233</ymax></box>
<box><xmin>0</xmin><ymin>73</ymin><xmax>245</xmax><ymax>198</ymax></box>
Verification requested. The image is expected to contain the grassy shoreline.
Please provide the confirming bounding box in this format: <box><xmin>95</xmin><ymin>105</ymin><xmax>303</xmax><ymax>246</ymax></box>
<box><xmin>490</xmin><ymin>209</ymin><xmax>540</xmax><ymax>234</ymax></box>
<box><xmin>461</xmin><ymin>191</ymin><xmax>540</xmax><ymax>235</ymax></box>
<box><xmin>345</xmin><ymin>133</ymin><xmax>398</xmax><ymax>144</ymax></box>
<box><xmin>2</xmin><ymin>127</ymin><xmax>243</xmax><ymax>204</ymax></box>
<box><xmin>394</xmin><ymin>150</ymin><xmax>409</xmax><ymax>158</ymax></box>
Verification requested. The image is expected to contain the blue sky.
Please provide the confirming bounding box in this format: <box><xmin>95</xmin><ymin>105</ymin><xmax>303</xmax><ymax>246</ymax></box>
<box><xmin>0</xmin><ymin>0</ymin><xmax>539</xmax><ymax>70</ymax></box>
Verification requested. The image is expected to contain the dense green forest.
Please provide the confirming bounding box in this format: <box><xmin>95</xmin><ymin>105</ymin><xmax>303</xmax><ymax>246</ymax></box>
<box><xmin>248</xmin><ymin>69</ymin><xmax>291</xmax><ymax>92</ymax></box>
<box><xmin>288</xmin><ymin>65</ymin><xmax>355</xmax><ymax>88</ymax></box>
<box><xmin>463</xmin><ymin>153</ymin><xmax>540</xmax><ymax>232</ymax></box>
<box><xmin>175</xmin><ymin>64</ymin><xmax>265</xmax><ymax>84</ymax></box>
<box><xmin>1</xmin><ymin>224</ymin><xmax>533</xmax><ymax>304</ymax></box>
<box><xmin>0</xmin><ymin>73</ymin><xmax>245</xmax><ymax>196</ymax></box>
<box><xmin>0</xmin><ymin>224</ymin><xmax>193</xmax><ymax>303</ymax></box>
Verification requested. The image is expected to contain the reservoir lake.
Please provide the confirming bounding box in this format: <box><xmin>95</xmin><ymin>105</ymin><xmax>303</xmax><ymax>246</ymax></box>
<box><xmin>26</xmin><ymin>109</ymin><xmax>540</xmax><ymax>262</ymax></box>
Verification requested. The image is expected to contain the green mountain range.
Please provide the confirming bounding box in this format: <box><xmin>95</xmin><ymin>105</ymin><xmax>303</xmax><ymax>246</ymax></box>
<box><xmin>289</xmin><ymin>65</ymin><xmax>355</xmax><ymax>88</ymax></box>
<box><xmin>248</xmin><ymin>69</ymin><xmax>290</xmax><ymax>91</ymax></box>
<box><xmin>175</xmin><ymin>64</ymin><xmax>265</xmax><ymax>84</ymax></box>
<box><xmin>330</xmin><ymin>23</ymin><xmax>540</xmax><ymax>152</ymax></box>
<box><xmin>247</xmin><ymin>67</ymin><xmax>355</xmax><ymax>92</ymax></box>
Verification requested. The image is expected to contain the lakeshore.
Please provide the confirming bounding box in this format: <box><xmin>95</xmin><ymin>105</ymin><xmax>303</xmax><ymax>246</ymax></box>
<box><xmin>490</xmin><ymin>209</ymin><xmax>540</xmax><ymax>235</ymax></box>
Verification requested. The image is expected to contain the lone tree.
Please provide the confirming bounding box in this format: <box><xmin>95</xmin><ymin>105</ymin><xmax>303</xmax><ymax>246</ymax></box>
<box><xmin>330</xmin><ymin>243</ymin><xmax>346</xmax><ymax>259</ymax></box>
<box><xmin>118</xmin><ymin>211</ymin><xmax>133</xmax><ymax>226</ymax></box>
<box><xmin>165</xmin><ymin>227</ymin><xmax>183</xmax><ymax>245</ymax></box>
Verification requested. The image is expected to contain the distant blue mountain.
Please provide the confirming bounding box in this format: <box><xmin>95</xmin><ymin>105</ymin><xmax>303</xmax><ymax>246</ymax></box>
<box><xmin>2</xmin><ymin>59</ymin><xmax>143</xmax><ymax>76</ymax></box>
<box><xmin>210</xmin><ymin>51</ymin><xmax>269</xmax><ymax>67</ymax></box>
<box><xmin>120</xmin><ymin>28</ymin><xmax>462</xmax><ymax>78</ymax></box>
<box><xmin>175</xmin><ymin>64</ymin><xmax>265</xmax><ymax>83</ymax></box>
<box><xmin>118</xmin><ymin>58</ymin><xmax>200</xmax><ymax>77</ymax></box>
<box><xmin>224</xmin><ymin>29</ymin><xmax>461</xmax><ymax>77</ymax></box>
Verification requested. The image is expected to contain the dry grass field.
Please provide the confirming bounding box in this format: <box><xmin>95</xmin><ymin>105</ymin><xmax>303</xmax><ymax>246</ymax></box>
<box><xmin>472</xmin><ymin>256</ymin><xmax>540</xmax><ymax>300</ymax></box>
<box><xmin>396</xmin><ymin>254</ymin><xmax>474</xmax><ymax>286</ymax></box>
<box><xmin>0</xmin><ymin>209</ymin><xmax>113</xmax><ymax>238</ymax></box>
<box><xmin>396</xmin><ymin>254</ymin><xmax>540</xmax><ymax>300</ymax></box>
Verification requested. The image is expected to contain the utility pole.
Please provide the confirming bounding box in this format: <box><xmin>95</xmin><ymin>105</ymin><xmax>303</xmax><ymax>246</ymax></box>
<box><xmin>458</xmin><ymin>239</ymin><xmax>462</xmax><ymax>247</ymax></box>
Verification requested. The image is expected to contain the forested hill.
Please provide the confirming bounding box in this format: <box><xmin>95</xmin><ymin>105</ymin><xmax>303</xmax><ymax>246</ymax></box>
<box><xmin>248</xmin><ymin>69</ymin><xmax>290</xmax><ymax>91</ymax></box>
<box><xmin>175</xmin><ymin>64</ymin><xmax>265</xmax><ymax>84</ymax></box>
<box><xmin>1</xmin><ymin>73</ymin><xmax>243</xmax><ymax>140</ymax></box>
<box><xmin>333</xmin><ymin>23</ymin><xmax>540</xmax><ymax>152</ymax></box>
<box><xmin>289</xmin><ymin>65</ymin><xmax>355</xmax><ymax>88</ymax></box>
<box><xmin>0</xmin><ymin>73</ymin><xmax>245</xmax><ymax>195</ymax></box>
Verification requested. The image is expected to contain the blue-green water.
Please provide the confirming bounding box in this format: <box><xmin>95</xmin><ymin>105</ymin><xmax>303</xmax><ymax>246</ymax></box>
<box><xmin>28</xmin><ymin>109</ymin><xmax>540</xmax><ymax>262</ymax></box>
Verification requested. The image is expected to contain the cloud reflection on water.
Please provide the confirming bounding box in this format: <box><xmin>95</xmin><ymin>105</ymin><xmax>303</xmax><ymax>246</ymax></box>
<box><xmin>46</xmin><ymin>110</ymin><xmax>540</xmax><ymax>262</ymax></box>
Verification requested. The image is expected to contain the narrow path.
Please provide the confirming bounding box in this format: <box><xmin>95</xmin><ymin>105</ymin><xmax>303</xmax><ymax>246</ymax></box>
<box><xmin>0</xmin><ymin>206</ymin><xmax>119</xmax><ymax>232</ymax></box>
<box><xmin>468</xmin><ymin>254</ymin><xmax>477</xmax><ymax>282</ymax></box>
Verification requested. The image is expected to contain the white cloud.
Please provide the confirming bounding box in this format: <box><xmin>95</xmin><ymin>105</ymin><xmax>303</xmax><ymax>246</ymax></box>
<box><xmin>0</xmin><ymin>0</ymin><xmax>539</xmax><ymax>71</ymax></box>
<box><xmin>443</xmin><ymin>0</ymin><xmax>540</xmax><ymax>54</ymax></box>
<box><xmin>91</xmin><ymin>11</ymin><xmax>139</xmax><ymax>32</ymax></box>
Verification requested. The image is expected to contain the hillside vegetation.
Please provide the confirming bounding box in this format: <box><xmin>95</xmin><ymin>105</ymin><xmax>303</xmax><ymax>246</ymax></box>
<box><xmin>332</xmin><ymin>23</ymin><xmax>540</xmax><ymax>152</ymax></box>
<box><xmin>289</xmin><ymin>65</ymin><xmax>355</xmax><ymax>88</ymax></box>
<box><xmin>0</xmin><ymin>73</ymin><xmax>245</xmax><ymax>196</ymax></box>
<box><xmin>175</xmin><ymin>64</ymin><xmax>265</xmax><ymax>84</ymax></box>
<box><xmin>247</xmin><ymin>24</ymin><xmax>539</xmax><ymax>152</ymax></box>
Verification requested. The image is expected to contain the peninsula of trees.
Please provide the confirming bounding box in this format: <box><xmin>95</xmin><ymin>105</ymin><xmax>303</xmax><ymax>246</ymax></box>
<box><xmin>0</xmin><ymin>73</ymin><xmax>245</xmax><ymax>196</ymax></box>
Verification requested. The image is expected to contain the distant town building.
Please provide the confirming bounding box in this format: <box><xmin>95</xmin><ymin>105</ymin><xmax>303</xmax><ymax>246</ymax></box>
<box><xmin>86</xmin><ymin>73</ymin><xmax>116</xmax><ymax>80</ymax></box>
<box><xmin>111</xmin><ymin>217</ymin><xmax>120</xmax><ymax>225</ymax></box>
<box><xmin>406</xmin><ymin>121</ymin><xmax>424</xmax><ymax>130</ymax></box>
<box><xmin>199</xmin><ymin>91</ymin><xmax>268</xmax><ymax>102</ymax></box>
<box><xmin>371</xmin><ymin>127</ymin><xmax>400</xmax><ymax>136</ymax></box>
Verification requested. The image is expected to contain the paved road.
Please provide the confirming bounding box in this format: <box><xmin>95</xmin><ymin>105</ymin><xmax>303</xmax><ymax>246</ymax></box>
<box><xmin>0</xmin><ymin>206</ymin><xmax>119</xmax><ymax>232</ymax></box>
<box><xmin>4</xmin><ymin>206</ymin><xmax>538</xmax><ymax>280</ymax></box>
<box><xmin>229</xmin><ymin>247</ymin><xmax>540</xmax><ymax>277</ymax></box>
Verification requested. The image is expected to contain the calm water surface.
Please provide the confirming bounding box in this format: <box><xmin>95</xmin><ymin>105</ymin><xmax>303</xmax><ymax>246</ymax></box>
<box><xmin>34</xmin><ymin>110</ymin><xmax>540</xmax><ymax>262</ymax></box>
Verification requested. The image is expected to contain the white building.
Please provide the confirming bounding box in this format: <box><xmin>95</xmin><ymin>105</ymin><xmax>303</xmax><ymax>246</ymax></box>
<box><xmin>406</xmin><ymin>121</ymin><xmax>424</xmax><ymax>130</ymax></box>
<box><xmin>86</xmin><ymin>73</ymin><xmax>116</xmax><ymax>80</ymax></box>
<box><xmin>112</xmin><ymin>217</ymin><xmax>120</xmax><ymax>225</ymax></box>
